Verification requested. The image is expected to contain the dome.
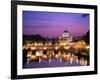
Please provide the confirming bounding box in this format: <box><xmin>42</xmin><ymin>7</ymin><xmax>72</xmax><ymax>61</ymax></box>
<box><xmin>62</xmin><ymin>30</ymin><xmax>69</xmax><ymax>37</ymax></box>
<box><xmin>63</xmin><ymin>30</ymin><xmax>68</xmax><ymax>33</ymax></box>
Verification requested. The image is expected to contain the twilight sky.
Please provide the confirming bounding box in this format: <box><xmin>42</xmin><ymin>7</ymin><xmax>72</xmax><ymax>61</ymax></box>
<box><xmin>23</xmin><ymin>11</ymin><xmax>89</xmax><ymax>38</ymax></box>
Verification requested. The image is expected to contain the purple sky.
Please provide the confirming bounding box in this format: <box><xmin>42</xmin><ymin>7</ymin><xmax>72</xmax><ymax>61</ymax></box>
<box><xmin>23</xmin><ymin>11</ymin><xmax>89</xmax><ymax>38</ymax></box>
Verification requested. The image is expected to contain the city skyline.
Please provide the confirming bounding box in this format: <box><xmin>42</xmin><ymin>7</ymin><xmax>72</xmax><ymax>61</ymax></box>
<box><xmin>23</xmin><ymin>11</ymin><xmax>89</xmax><ymax>38</ymax></box>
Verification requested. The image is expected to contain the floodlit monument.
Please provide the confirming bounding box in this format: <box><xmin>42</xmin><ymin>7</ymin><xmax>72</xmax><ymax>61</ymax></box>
<box><xmin>58</xmin><ymin>30</ymin><xmax>73</xmax><ymax>45</ymax></box>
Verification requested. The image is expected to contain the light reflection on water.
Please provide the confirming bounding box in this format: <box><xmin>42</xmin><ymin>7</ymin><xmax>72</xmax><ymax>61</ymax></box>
<box><xmin>23</xmin><ymin>50</ymin><xmax>89</xmax><ymax>68</ymax></box>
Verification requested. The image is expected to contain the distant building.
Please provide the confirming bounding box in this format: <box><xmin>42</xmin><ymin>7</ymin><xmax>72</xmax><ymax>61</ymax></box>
<box><xmin>76</xmin><ymin>40</ymin><xmax>86</xmax><ymax>48</ymax></box>
<box><xmin>58</xmin><ymin>30</ymin><xmax>73</xmax><ymax>45</ymax></box>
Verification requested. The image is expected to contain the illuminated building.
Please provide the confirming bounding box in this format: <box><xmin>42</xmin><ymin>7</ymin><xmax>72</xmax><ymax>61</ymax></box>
<box><xmin>76</xmin><ymin>40</ymin><xmax>86</xmax><ymax>48</ymax></box>
<box><xmin>58</xmin><ymin>30</ymin><xmax>73</xmax><ymax>45</ymax></box>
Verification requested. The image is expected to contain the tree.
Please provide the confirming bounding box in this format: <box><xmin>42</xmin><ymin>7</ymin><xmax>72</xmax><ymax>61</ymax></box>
<box><xmin>84</xmin><ymin>30</ymin><xmax>90</xmax><ymax>44</ymax></box>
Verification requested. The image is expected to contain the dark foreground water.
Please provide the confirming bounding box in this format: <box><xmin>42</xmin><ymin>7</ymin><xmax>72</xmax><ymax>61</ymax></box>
<box><xmin>23</xmin><ymin>58</ymin><xmax>81</xmax><ymax>69</ymax></box>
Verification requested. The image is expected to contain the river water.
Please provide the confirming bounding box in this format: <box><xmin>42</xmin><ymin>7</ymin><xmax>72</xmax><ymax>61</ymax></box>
<box><xmin>23</xmin><ymin>58</ymin><xmax>82</xmax><ymax>69</ymax></box>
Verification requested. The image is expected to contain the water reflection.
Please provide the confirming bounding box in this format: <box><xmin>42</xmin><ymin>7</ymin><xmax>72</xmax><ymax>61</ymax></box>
<box><xmin>23</xmin><ymin>48</ymin><xmax>89</xmax><ymax>68</ymax></box>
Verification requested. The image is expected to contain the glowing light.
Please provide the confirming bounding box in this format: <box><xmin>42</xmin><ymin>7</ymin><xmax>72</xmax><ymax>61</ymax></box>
<box><xmin>27</xmin><ymin>43</ymin><xmax>31</xmax><ymax>47</ymax></box>
<box><xmin>48</xmin><ymin>59</ymin><xmax>51</xmax><ymax>62</ymax></box>
<box><xmin>55</xmin><ymin>54</ymin><xmax>59</xmax><ymax>58</ymax></box>
<box><xmin>27</xmin><ymin>58</ymin><xmax>30</xmax><ymax>64</ymax></box>
<box><xmin>22</xmin><ymin>46</ymin><xmax>25</xmax><ymax>49</ymax></box>
<box><xmin>27</xmin><ymin>52</ymin><xmax>32</xmax><ymax>58</ymax></box>
<box><xmin>31</xmin><ymin>47</ymin><xmax>36</xmax><ymax>50</ymax></box>
<box><xmin>43</xmin><ymin>55</ymin><xmax>48</xmax><ymax>59</ymax></box>
<box><xmin>86</xmin><ymin>45</ymin><xmax>90</xmax><ymax>49</ymax></box>
<box><xmin>55</xmin><ymin>46</ymin><xmax>59</xmax><ymax>50</ymax></box>
<box><xmin>43</xmin><ymin>46</ymin><xmax>47</xmax><ymax>50</ymax></box>
<box><xmin>31</xmin><ymin>55</ymin><xmax>36</xmax><ymax>59</ymax></box>
<box><xmin>36</xmin><ymin>51</ymin><xmax>40</xmax><ymax>56</ymax></box>
<box><xmin>34</xmin><ymin>43</ymin><xmax>37</xmax><ymax>46</ymax></box>
<box><xmin>70</xmin><ymin>57</ymin><xmax>73</xmax><ymax>64</ymax></box>
<box><xmin>64</xmin><ymin>46</ymin><xmax>67</xmax><ymax>49</ymax></box>
<box><xmin>25</xmin><ymin>46</ymin><xmax>28</xmax><ymax>50</ymax></box>
<box><xmin>39</xmin><ymin>58</ymin><xmax>41</xmax><ymax>63</ymax></box>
